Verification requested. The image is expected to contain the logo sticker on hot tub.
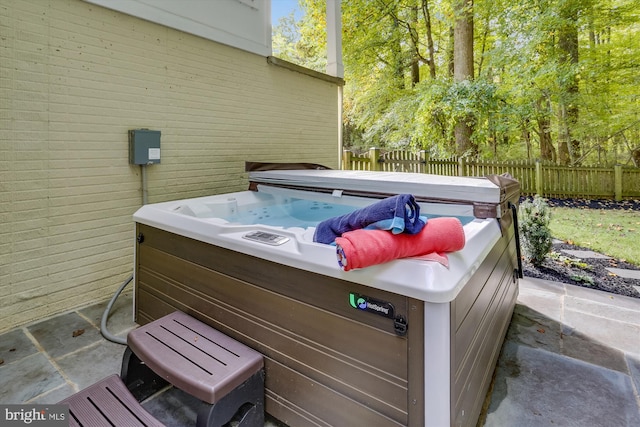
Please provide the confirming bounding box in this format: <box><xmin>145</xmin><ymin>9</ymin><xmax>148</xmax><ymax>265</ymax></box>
<box><xmin>349</xmin><ymin>293</ymin><xmax>395</xmax><ymax>319</ymax></box>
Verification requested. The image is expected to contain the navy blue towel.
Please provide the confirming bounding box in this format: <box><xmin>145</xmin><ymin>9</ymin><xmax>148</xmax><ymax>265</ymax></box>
<box><xmin>313</xmin><ymin>194</ymin><xmax>426</xmax><ymax>244</ymax></box>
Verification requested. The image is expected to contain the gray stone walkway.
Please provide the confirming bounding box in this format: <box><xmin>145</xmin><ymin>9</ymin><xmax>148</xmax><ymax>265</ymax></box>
<box><xmin>606</xmin><ymin>267</ymin><xmax>640</xmax><ymax>280</ymax></box>
<box><xmin>562</xmin><ymin>249</ymin><xmax>612</xmax><ymax>259</ymax></box>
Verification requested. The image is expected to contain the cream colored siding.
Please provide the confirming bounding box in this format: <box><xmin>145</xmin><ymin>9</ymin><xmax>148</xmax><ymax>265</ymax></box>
<box><xmin>0</xmin><ymin>0</ymin><xmax>340</xmax><ymax>332</ymax></box>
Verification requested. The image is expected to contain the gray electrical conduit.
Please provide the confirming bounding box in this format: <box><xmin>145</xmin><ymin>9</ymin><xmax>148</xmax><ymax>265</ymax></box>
<box><xmin>100</xmin><ymin>274</ymin><xmax>133</xmax><ymax>345</ymax></box>
<box><xmin>101</xmin><ymin>165</ymin><xmax>148</xmax><ymax>344</ymax></box>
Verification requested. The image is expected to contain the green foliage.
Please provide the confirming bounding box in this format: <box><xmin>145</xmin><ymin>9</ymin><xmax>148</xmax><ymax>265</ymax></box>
<box><xmin>272</xmin><ymin>1</ymin><xmax>326</xmax><ymax>72</ymax></box>
<box><xmin>413</xmin><ymin>78</ymin><xmax>500</xmax><ymax>154</ymax></box>
<box><xmin>272</xmin><ymin>12</ymin><xmax>301</xmax><ymax>61</ymax></box>
<box><xmin>519</xmin><ymin>196</ymin><xmax>553</xmax><ymax>266</ymax></box>
<box><xmin>570</xmin><ymin>274</ymin><xmax>595</xmax><ymax>285</ymax></box>
<box><xmin>548</xmin><ymin>251</ymin><xmax>592</xmax><ymax>270</ymax></box>
<box><xmin>277</xmin><ymin>0</ymin><xmax>640</xmax><ymax>165</ymax></box>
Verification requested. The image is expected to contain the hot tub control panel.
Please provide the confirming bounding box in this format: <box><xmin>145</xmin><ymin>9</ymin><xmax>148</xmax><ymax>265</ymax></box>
<box><xmin>242</xmin><ymin>231</ymin><xmax>289</xmax><ymax>246</ymax></box>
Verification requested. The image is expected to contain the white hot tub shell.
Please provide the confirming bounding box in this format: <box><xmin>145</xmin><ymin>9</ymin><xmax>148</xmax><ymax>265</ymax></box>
<box><xmin>132</xmin><ymin>168</ymin><xmax>521</xmax><ymax>427</ymax></box>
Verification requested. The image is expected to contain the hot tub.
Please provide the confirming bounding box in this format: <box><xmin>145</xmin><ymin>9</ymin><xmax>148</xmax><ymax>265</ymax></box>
<box><xmin>132</xmin><ymin>168</ymin><xmax>520</xmax><ymax>427</ymax></box>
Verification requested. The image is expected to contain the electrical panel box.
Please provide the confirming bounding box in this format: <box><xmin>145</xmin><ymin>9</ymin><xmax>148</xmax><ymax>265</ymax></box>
<box><xmin>129</xmin><ymin>129</ymin><xmax>161</xmax><ymax>165</ymax></box>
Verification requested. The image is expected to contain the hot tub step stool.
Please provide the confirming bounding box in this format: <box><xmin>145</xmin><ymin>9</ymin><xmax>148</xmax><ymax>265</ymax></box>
<box><xmin>122</xmin><ymin>311</ymin><xmax>265</xmax><ymax>427</ymax></box>
<box><xmin>59</xmin><ymin>374</ymin><xmax>164</xmax><ymax>427</ymax></box>
<box><xmin>60</xmin><ymin>311</ymin><xmax>264</xmax><ymax>427</ymax></box>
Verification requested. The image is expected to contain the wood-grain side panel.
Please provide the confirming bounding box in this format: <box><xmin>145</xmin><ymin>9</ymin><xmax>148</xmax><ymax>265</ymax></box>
<box><xmin>138</xmin><ymin>245</ymin><xmax>408</xmax><ymax>383</ymax></box>
<box><xmin>453</xmin><ymin>224</ymin><xmax>515</xmax><ymax>330</ymax></box>
<box><xmin>265</xmin><ymin>359</ymin><xmax>406</xmax><ymax>427</ymax></box>
<box><xmin>406</xmin><ymin>297</ymin><xmax>425</xmax><ymax>426</ymax></box>
<box><xmin>451</xmin><ymin>236</ymin><xmax>518</xmax><ymax>427</ymax></box>
<box><xmin>137</xmin><ymin>225</ymin><xmax>408</xmax><ymax>331</ymax></box>
<box><xmin>453</xmin><ymin>235</ymin><xmax>516</xmax><ymax>369</ymax></box>
<box><xmin>134</xmin><ymin>224</ymin><xmax>425</xmax><ymax>426</ymax></box>
<box><xmin>138</xmin><ymin>285</ymin><xmax>408</xmax><ymax>427</ymax></box>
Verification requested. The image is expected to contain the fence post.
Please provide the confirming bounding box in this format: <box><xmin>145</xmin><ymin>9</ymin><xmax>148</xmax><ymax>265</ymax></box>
<box><xmin>535</xmin><ymin>160</ymin><xmax>543</xmax><ymax>196</ymax></box>
<box><xmin>342</xmin><ymin>150</ymin><xmax>352</xmax><ymax>170</ymax></box>
<box><xmin>614</xmin><ymin>164</ymin><xmax>622</xmax><ymax>201</ymax></box>
<box><xmin>370</xmin><ymin>147</ymin><xmax>381</xmax><ymax>171</ymax></box>
<box><xmin>419</xmin><ymin>150</ymin><xmax>427</xmax><ymax>174</ymax></box>
<box><xmin>458</xmin><ymin>157</ymin><xmax>466</xmax><ymax>176</ymax></box>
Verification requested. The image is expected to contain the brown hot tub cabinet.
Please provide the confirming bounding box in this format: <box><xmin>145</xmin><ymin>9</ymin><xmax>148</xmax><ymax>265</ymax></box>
<box><xmin>133</xmin><ymin>170</ymin><xmax>520</xmax><ymax>427</ymax></box>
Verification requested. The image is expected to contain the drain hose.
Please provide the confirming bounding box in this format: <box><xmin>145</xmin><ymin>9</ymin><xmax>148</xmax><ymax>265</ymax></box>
<box><xmin>100</xmin><ymin>274</ymin><xmax>133</xmax><ymax>345</ymax></box>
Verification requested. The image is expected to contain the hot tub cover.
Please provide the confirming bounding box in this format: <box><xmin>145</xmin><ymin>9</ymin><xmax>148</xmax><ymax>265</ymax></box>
<box><xmin>249</xmin><ymin>169</ymin><xmax>500</xmax><ymax>203</ymax></box>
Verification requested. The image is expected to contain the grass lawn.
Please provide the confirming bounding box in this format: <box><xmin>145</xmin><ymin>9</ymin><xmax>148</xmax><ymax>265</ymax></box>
<box><xmin>549</xmin><ymin>206</ymin><xmax>640</xmax><ymax>266</ymax></box>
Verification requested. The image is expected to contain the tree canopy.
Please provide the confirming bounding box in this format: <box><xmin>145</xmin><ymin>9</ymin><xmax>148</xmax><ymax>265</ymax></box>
<box><xmin>272</xmin><ymin>0</ymin><xmax>640</xmax><ymax>166</ymax></box>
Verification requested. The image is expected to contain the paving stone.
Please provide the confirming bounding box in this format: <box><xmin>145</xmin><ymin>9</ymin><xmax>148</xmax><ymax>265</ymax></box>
<box><xmin>0</xmin><ymin>354</ymin><xmax>66</xmax><ymax>403</ymax></box>
<box><xmin>560</xmin><ymin>327</ymin><xmax>629</xmax><ymax>374</ymax></box>
<box><xmin>142</xmin><ymin>387</ymin><xmax>283</xmax><ymax>427</ymax></box>
<box><xmin>626</xmin><ymin>354</ymin><xmax>640</xmax><ymax>400</ymax></box>
<box><xmin>484</xmin><ymin>343</ymin><xmax>640</xmax><ymax>427</ymax></box>
<box><xmin>564</xmin><ymin>295</ymin><xmax>640</xmax><ymax>326</ymax></box>
<box><xmin>29</xmin><ymin>383</ymin><xmax>76</xmax><ymax>404</ymax></box>
<box><xmin>517</xmin><ymin>286</ymin><xmax>564</xmax><ymax>318</ymax></box>
<box><xmin>505</xmin><ymin>304</ymin><xmax>562</xmax><ymax>354</ymax></box>
<box><xmin>563</xmin><ymin>307</ymin><xmax>640</xmax><ymax>356</ymax></box>
<box><xmin>0</xmin><ymin>328</ymin><xmax>39</xmax><ymax>365</ymax></box>
<box><xmin>27</xmin><ymin>312</ymin><xmax>102</xmax><ymax>360</ymax></box>
<box><xmin>565</xmin><ymin>284</ymin><xmax>640</xmax><ymax>311</ymax></box>
<box><xmin>519</xmin><ymin>277</ymin><xmax>566</xmax><ymax>297</ymax></box>
<box><xmin>142</xmin><ymin>387</ymin><xmax>199</xmax><ymax>426</ymax></box>
<box><xmin>561</xmin><ymin>249</ymin><xmax>611</xmax><ymax>259</ymax></box>
<box><xmin>55</xmin><ymin>340</ymin><xmax>126</xmax><ymax>390</ymax></box>
<box><xmin>605</xmin><ymin>267</ymin><xmax>640</xmax><ymax>280</ymax></box>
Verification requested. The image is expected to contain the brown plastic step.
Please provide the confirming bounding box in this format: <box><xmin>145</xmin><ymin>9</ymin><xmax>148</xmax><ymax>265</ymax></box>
<box><xmin>59</xmin><ymin>374</ymin><xmax>163</xmax><ymax>427</ymax></box>
<box><xmin>126</xmin><ymin>311</ymin><xmax>264</xmax><ymax>405</ymax></box>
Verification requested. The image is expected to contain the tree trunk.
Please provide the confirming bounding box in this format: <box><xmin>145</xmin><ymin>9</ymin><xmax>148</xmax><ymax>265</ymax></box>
<box><xmin>539</xmin><ymin>120</ymin><xmax>556</xmax><ymax>163</ymax></box>
<box><xmin>392</xmin><ymin>17</ymin><xmax>405</xmax><ymax>89</ymax></box>
<box><xmin>521</xmin><ymin>120</ymin><xmax>532</xmax><ymax>160</ymax></box>
<box><xmin>447</xmin><ymin>26</ymin><xmax>454</xmax><ymax>77</ymax></box>
<box><xmin>632</xmin><ymin>148</ymin><xmax>640</xmax><ymax>167</ymax></box>
<box><xmin>453</xmin><ymin>0</ymin><xmax>475</xmax><ymax>156</ymax></box>
<box><xmin>453</xmin><ymin>0</ymin><xmax>474</xmax><ymax>82</ymax></box>
<box><xmin>536</xmin><ymin>97</ymin><xmax>556</xmax><ymax>162</ymax></box>
<box><xmin>557</xmin><ymin>104</ymin><xmax>571</xmax><ymax>164</ymax></box>
<box><xmin>409</xmin><ymin>5</ymin><xmax>420</xmax><ymax>86</ymax></box>
<box><xmin>557</xmin><ymin>0</ymin><xmax>580</xmax><ymax>165</ymax></box>
<box><xmin>422</xmin><ymin>0</ymin><xmax>436</xmax><ymax>79</ymax></box>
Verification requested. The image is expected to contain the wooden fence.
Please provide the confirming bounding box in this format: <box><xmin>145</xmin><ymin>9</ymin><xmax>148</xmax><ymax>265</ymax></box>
<box><xmin>342</xmin><ymin>148</ymin><xmax>640</xmax><ymax>200</ymax></box>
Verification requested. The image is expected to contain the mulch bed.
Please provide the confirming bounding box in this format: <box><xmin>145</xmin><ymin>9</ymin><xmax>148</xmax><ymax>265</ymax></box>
<box><xmin>520</xmin><ymin>197</ymin><xmax>640</xmax><ymax>299</ymax></box>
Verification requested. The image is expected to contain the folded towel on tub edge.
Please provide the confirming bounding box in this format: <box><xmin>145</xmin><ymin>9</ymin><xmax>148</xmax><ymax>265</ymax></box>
<box><xmin>313</xmin><ymin>194</ymin><xmax>425</xmax><ymax>245</ymax></box>
<box><xmin>335</xmin><ymin>216</ymin><xmax>465</xmax><ymax>271</ymax></box>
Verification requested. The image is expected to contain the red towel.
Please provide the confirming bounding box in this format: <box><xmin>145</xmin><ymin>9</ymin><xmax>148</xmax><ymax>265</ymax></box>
<box><xmin>335</xmin><ymin>217</ymin><xmax>465</xmax><ymax>271</ymax></box>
